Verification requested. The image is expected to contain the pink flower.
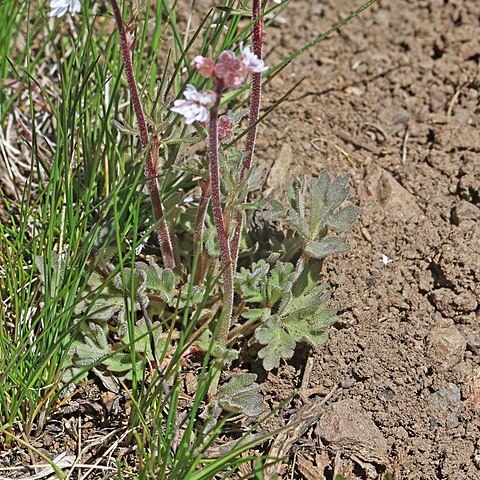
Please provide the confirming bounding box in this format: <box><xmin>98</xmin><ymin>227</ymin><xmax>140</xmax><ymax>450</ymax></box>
<box><xmin>170</xmin><ymin>85</ymin><xmax>217</xmax><ymax>124</ymax></box>
<box><xmin>218</xmin><ymin>115</ymin><xmax>234</xmax><ymax>142</ymax></box>
<box><xmin>215</xmin><ymin>50</ymin><xmax>249</xmax><ymax>88</ymax></box>
<box><xmin>193</xmin><ymin>56</ymin><xmax>216</xmax><ymax>78</ymax></box>
<box><xmin>241</xmin><ymin>44</ymin><xmax>268</xmax><ymax>73</ymax></box>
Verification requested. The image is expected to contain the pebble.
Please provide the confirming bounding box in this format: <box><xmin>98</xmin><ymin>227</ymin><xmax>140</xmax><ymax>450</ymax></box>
<box><xmin>378</xmin><ymin>387</ymin><xmax>395</xmax><ymax>402</ymax></box>
<box><xmin>315</xmin><ymin>399</ymin><xmax>388</xmax><ymax>463</ymax></box>
<box><xmin>430</xmin><ymin>383</ymin><xmax>461</xmax><ymax>411</ymax></box>
<box><xmin>341</xmin><ymin>377</ymin><xmax>356</xmax><ymax>388</ymax></box>
<box><xmin>430</xmin><ymin>383</ymin><xmax>461</xmax><ymax>427</ymax></box>
<box><xmin>452</xmin><ymin>200</ymin><xmax>480</xmax><ymax>225</ymax></box>
<box><xmin>428</xmin><ymin>325</ymin><xmax>466</xmax><ymax>370</ymax></box>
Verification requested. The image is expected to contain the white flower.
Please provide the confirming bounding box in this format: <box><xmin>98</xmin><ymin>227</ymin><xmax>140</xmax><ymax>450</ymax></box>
<box><xmin>241</xmin><ymin>44</ymin><xmax>268</xmax><ymax>74</ymax></box>
<box><xmin>49</xmin><ymin>0</ymin><xmax>81</xmax><ymax>17</ymax></box>
<box><xmin>170</xmin><ymin>85</ymin><xmax>217</xmax><ymax>125</ymax></box>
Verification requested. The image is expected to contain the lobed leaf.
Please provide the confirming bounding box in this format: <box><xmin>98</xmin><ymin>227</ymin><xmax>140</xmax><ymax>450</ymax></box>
<box><xmin>218</xmin><ymin>373</ymin><xmax>264</xmax><ymax>417</ymax></box>
<box><xmin>255</xmin><ymin>316</ymin><xmax>296</xmax><ymax>371</ymax></box>
<box><xmin>326</xmin><ymin>204</ymin><xmax>361</xmax><ymax>233</ymax></box>
<box><xmin>304</xmin><ymin>237</ymin><xmax>350</xmax><ymax>259</ymax></box>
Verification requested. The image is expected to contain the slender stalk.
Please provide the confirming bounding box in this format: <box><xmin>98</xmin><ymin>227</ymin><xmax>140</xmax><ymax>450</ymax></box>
<box><xmin>230</xmin><ymin>0</ymin><xmax>264</xmax><ymax>271</ymax></box>
<box><xmin>208</xmin><ymin>80</ymin><xmax>234</xmax><ymax>345</ymax></box>
<box><xmin>109</xmin><ymin>0</ymin><xmax>175</xmax><ymax>269</ymax></box>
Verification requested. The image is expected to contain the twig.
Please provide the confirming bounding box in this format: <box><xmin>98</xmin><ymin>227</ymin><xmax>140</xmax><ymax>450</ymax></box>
<box><xmin>337</xmin><ymin>130</ymin><xmax>381</xmax><ymax>155</ymax></box>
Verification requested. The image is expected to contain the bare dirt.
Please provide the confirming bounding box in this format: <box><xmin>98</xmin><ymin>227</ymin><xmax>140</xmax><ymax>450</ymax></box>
<box><xmin>1</xmin><ymin>1</ymin><xmax>479</xmax><ymax>479</ymax></box>
<box><xmin>256</xmin><ymin>0</ymin><xmax>480</xmax><ymax>478</ymax></box>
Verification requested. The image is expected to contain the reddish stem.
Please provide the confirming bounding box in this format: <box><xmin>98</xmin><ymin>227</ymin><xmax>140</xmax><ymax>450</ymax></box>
<box><xmin>109</xmin><ymin>0</ymin><xmax>175</xmax><ymax>270</ymax></box>
<box><xmin>209</xmin><ymin>80</ymin><xmax>234</xmax><ymax>344</ymax></box>
<box><xmin>230</xmin><ymin>0</ymin><xmax>264</xmax><ymax>270</ymax></box>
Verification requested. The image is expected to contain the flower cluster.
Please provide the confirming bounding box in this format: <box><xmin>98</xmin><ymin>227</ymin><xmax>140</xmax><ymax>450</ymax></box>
<box><xmin>218</xmin><ymin>115</ymin><xmax>234</xmax><ymax>142</ymax></box>
<box><xmin>170</xmin><ymin>85</ymin><xmax>216</xmax><ymax>125</ymax></box>
<box><xmin>171</xmin><ymin>45</ymin><xmax>266</xmax><ymax>125</ymax></box>
<box><xmin>49</xmin><ymin>0</ymin><xmax>81</xmax><ymax>17</ymax></box>
<box><xmin>194</xmin><ymin>44</ymin><xmax>267</xmax><ymax>88</ymax></box>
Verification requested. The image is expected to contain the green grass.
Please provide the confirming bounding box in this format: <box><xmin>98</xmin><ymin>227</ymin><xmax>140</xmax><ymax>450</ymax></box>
<box><xmin>0</xmin><ymin>0</ymin><xmax>376</xmax><ymax>477</ymax></box>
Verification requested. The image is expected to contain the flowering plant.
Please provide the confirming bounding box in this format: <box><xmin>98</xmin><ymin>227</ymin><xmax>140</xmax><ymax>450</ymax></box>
<box><xmin>57</xmin><ymin>0</ymin><xmax>358</xmax><ymax>421</ymax></box>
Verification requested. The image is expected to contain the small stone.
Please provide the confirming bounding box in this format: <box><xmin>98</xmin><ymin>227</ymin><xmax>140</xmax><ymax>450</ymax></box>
<box><xmin>430</xmin><ymin>383</ymin><xmax>461</xmax><ymax>412</ymax></box>
<box><xmin>466</xmin><ymin>368</ymin><xmax>480</xmax><ymax>410</ymax></box>
<box><xmin>378</xmin><ymin>387</ymin><xmax>395</xmax><ymax>402</ymax></box>
<box><xmin>341</xmin><ymin>377</ymin><xmax>356</xmax><ymax>388</ymax></box>
<box><xmin>315</xmin><ymin>399</ymin><xmax>388</xmax><ymax>464</ymax></box>
<box><xmin>452</xmin><ymin>200</ymin><xmax>480</xmax><ymax>225</ymax></box>
<box><xmin>430</xmin><ymin>384</ymin><xmax>461</xmax><ymax>428</ymax></box>
<box><xmin>428</xmin><ymin>325</ymin><xmax>466</xmax><ymax>370</ymax></box>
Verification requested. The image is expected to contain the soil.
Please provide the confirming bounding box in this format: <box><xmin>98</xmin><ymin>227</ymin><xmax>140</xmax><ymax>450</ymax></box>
<box><xmin>255</xmin><ymin>0</ymin><xmax>480</xmax><ymax>478</ymax></box>
<box><xmin>1</xmin><ymin>1</ymin><xmax>479</xmax><ymax>479</ymax></box>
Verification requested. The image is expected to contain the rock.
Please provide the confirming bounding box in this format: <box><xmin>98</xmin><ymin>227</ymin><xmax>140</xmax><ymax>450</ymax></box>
<box><xmin>451</xmin><ymin>200</ymin><xmax>480</xmax><ymax>225</ymax></box>
<box><xmin>430</xmin><ymin>383</ymin><xmax>461</xmax><ymax>428</ymax></box>
<box><xmin>378</xmin><ymin>387</ymin><xmax>395</xmax><ymax>402</ymax></box>
<box><xmin>430</xmin><ymin>383</ymin><xmax>461</xmax><ymax>411</ymax></box>
<box><xmin>430</xmin><ymin>289</ymin><xmax>478</xmax><ymax>316</ymax></box>
<box><xmin>428</xmin><ymin>325</ymin><xmax>466</xmax><ymax>370</ymax></box>
<box><xmin>363</xmin><ymin>165</ymin><xmax>422</xmax><ymax>222</ymax></box>
<box><xmin>465</xmin><ymin>332</ymin><xmax>480</xmax><ymax>354</ymax></box>
<box><xmin>315</xmin><ymin>399</ymin><xmax>388</xmax><ymax>464</ymax></box>
<box><xmin>466</xmin><ymin>368</ymin><xmax>480</xmax><ymax>411</ymax></box>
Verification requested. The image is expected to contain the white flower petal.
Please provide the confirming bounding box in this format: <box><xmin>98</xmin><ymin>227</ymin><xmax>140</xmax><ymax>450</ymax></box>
<box><xmin>49</xmin><ymin>0</ymin><xmax>81</xmax><ymax>17</ymax></box>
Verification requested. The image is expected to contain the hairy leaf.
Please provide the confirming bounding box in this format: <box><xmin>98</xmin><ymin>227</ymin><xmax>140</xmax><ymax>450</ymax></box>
<box><xmin>326</xmin><ymin>205</ymin><xmax>361</xmax><ymax>233</ymax></box>
<box><xmin>304</xmin><ymin>237</ymin><xmax>349</xmax><ymax>259</ymax></box>
<box><xmin>218</xmin><ymin>373</ymin><xmax>264</xmax><ymax>417</ymax></box>
<box><xmin>255</xmin><ymin>316</ymin><xmax>296</xmax><ymax>371</ymax></box>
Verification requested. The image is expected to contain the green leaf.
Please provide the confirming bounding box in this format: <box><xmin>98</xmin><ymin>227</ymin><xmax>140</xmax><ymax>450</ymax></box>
<box><xmin>255</xmin><ymin>316</ymin><xmax>296</xmax><ymax>371</ymax></box>
<box><xmin>326</xmin><ymin>174</ymin><xmax>351</xmax><ymax>209</ymax></box>
<box><xmin>309</xmin><ymin>171</ymin><xmax>330</xmax><ymax>234</ymax></box>
<box><xmin>326</xmin><ymin>204</ymin><xmax>361</xmax><ymax>232</ymax></box>
<box><xmin>304</xmin><ymin>237</ymin><xmax>350</xmax><ymax>259</ymax></box>
<box><xmin>267</xmin><ymin>261</ymin><xmax>295</xmax><ymax>306</ymax></box>
<box><xmin>235</xmin><ymin>260</ymin><xmax>270</xmax><ymax>304</ymax></box>
<box><xmin>286</xmin><ymin>210</ymin><xmax>310</xmax><ymax>239</ymax></box>
<box><xmin>218</xmin><ymin>373</ymin><xmax>264</xmax><ymax>417</ymax></box>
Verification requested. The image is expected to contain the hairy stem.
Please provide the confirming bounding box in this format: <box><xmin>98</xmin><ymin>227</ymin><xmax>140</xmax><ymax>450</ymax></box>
<box><xmin>230</xmin><ymin>0</ymin><xmax>264</xmax><ymax>271</ymax></box>
<box><xmin>109</xmin><ymin>0</ymin><xmax>175</xmax><ymax>270</ymax></box>
<box><xmin>209</xmin><ymin>80</ymin><xmax>234</xmax><ymax>346</ymax></box>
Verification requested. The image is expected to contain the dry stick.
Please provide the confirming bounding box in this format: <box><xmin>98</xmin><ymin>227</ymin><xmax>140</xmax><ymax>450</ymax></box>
<box><xmin>230</xmin><ymin>0</ymin><xmax>264</xmax><ymax>272</ymax></box>
<box><xmin>109</xmin><ymin>0</ymin><xmax>175</xmax><ymax>270</ymax></box>
<box><xmin>208</xmin><ymin>80</ymin><xmax>234</xmax><ymax>346</ymax></box>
